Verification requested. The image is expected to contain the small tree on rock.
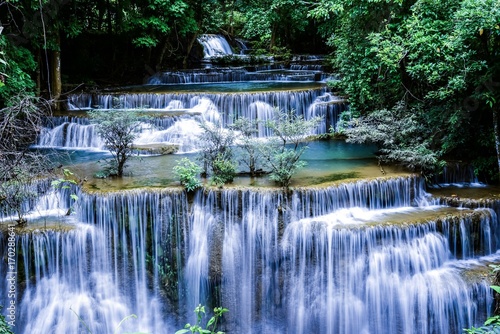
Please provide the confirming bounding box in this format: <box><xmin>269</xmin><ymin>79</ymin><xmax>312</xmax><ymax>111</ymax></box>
<box><xmin>231</xmin><ymin>117</ymin><xmax>262</xmax><ymax>177</ymax></box>
<box><xmin>260</xmin><ymin>109</ymin><xmax>322</xmax><ymax>189</ymax></box>
<box><xmin>198</xmin><ymin>120</ymin><xmax>236</xmax><ymax>186</ymax></box>
<box><xmin>343</xmin><ymin>101</ymin><xmax>444</xmax><ymax>176</ymax></box>
<box><xmin>88</xmin><ymin>109</ymin><xmax>142</xmax><ymax>177</ymax></box>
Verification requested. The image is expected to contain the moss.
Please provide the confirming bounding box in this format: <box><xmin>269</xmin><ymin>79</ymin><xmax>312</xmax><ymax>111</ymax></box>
<box><xmin>300</xmin><ymin>171</ymin><xmax>360</xmax><ymax>185</ymax></box>
<box><xmin>0</xmin><ymin>221</ymin><xmax>77</xmax><ymax>234</ymax></box>
<box><xmin>133</xmin><ymin>144</ymin><xmax>179</xmax><ymax>155</ymax></box>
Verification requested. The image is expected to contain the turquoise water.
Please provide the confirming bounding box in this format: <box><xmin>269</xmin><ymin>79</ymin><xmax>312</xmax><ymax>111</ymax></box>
<box><xmin>109</xmin><ymin>81</ymin><xmax>325</xmax><ymax>93</ymax></box>
<box><xmin>43</xmin><ymin>140</ymin><xmax>380</xmax><ymax>190</ymax></box>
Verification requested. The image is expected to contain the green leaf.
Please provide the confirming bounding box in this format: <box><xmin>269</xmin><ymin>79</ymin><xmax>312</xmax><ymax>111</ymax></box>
<box><xmin>174</xmin><ymin>330</ymin><xmax>190</xmax><ymax>334</ymax></box>
<box><xmin>206</xmin><ymin>317</ymin><xmax>215</xmax><ymax>327</ymax></box>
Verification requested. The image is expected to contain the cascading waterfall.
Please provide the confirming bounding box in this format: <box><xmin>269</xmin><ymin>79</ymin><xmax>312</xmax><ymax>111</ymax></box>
<box><xmin>2</xmin><ymin>175</ymin><xmax>499</xmax><ymax>333</ymax></box>
<box><xmin>37</xmin><ymin>116</ymin><xmax>180</xmax><ymax>150</ymax></box>
<box><xmin>1</xmin><ymin>188</ymin><xmax>188</xmax><ymax>334</ymax></box>
<box><xmin>182</xmin><ymin>176</ymin><xmax>497</xmax><ymax>333</ymax></box>
<box><xmin>281</xmin><ymin>212</ymin><xmax>494</xmax><ymax>334</ymax></box>
<box><xmin>54</xmin><ymin>87</ymin><xmax>344</xmax><ymax>151</ymax></box>
<box><xmin>147</xmin><ymin>69</ymin><xmax>325</xmax><ymax>84</ymax></box>
<box><xmin>306</xmin><ymin>93</ymin><xmax>347</xmax><ymax>134</ymax></box>
<box><xmin>37</xmin><ymin>122</ymin><xmax>102</xmax><ymax>148</ymax></box>
<box><xmin>66</xmin><ymin>89</ymin><xmax>326</xmax><ymax>119</ymax></box>
<box><xmin>430</xmin><ymin>162</ymin><xmax>484</xmax><ymax>187</ymax></box>
<box><xmin>198</xmin><ymin>34</ymin><xmax>234</xmax><ymax>58</ymax></box>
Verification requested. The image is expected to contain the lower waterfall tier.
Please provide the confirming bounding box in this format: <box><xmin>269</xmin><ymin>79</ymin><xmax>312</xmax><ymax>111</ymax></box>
<box><xmin>1</xmin><ymin>176</ymin><xmax>499</xmax><ymax>333</ymax></box>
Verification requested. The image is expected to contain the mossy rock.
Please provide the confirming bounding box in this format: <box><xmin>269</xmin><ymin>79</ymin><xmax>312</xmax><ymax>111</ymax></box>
<box><xmin>133</xmin><ymin>144</ymin><xmax>179</xmax><ymax>155</ymax></box>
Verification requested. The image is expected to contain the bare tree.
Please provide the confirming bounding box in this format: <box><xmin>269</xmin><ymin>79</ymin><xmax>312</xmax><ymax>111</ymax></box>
<box><xmin>0</xmin><ymin>93</ymin><xmax>52</xmax><ymax>224</ymax></box>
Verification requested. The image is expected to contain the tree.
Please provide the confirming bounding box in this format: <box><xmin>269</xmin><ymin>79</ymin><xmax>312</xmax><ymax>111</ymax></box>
<box><xmin>311</xmin><ymin>0</ymin><xmax>500</xmax><ymax>181</ymax></box>
<box><xmin>0</xmin><ymin>93</ymin><xmax>52</xmax><ymax>225</ymax></box>
<box><xmin>1</xmin><ymin>0</ymin><xmax>86</xmax><ymax>108</ymax></box>
<box><xmin>452</xmin><ymin>0</ymin><xmax>500</xmax><ymax>179</ymax></box>
<box><xmin>88</xmin><ymin>109</ymin><xmax>142</xmax><ymax>177</ymax></box>
<box><xmin>197</xmin><ymin>120</ymin><xmax>236</xmax><ymax>186</ymax></box>
<box><xmin>124</xmin><ymin>0</ymin><xmax>200</xmax><ymax>69</ymax></box>
<box><xmin>231</xmin><ymin>117</ymin><xmax>262</xmax><ymax>177</ymax></box>
<box><xmin>173</xmin><ymin>158</ymin><xmax>203</xmax><ymax>192</ymax></box>
<box><xmin>260</xmin><ymin>109</ymin><xmax>322</xmax><ymax>189</ymax></box>
<box><xmin>0</xmin><ymin>33</ymin><xmax>37</xmax><ymax>105</ymax></box>
<box><xmin>344</xmin><ymin>102</ymin><xmax>444</xmax><ymax>174</ymax></box>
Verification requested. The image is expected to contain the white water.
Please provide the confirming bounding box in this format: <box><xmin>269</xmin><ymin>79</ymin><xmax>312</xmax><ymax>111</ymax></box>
<box><xmin>42</xmin><ymin>88</ymin><xmax>344</xmax><ymax>151</ymax></box>
<box><xmin>198</xmin><ymin>34</ymin><xmax>234</xmax><ymax>58</ymax></box>
<box><xmin>1</xmin><ymin>176</ymin><xmax>498</xmax><ymax>333</ymax></box>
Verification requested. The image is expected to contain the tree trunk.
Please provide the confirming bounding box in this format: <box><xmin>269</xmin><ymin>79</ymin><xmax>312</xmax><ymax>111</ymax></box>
<box><xmin>270</xmin><ymin>26</ymin><xmax>276</xmax><ymax>51</ymax></box>
<box><xmin>51</xmin><ymin>31</ymin><xmax>62</xmax><ymax>111</ymax></box>
<box><xmin>492</xmin><ymin>106</ymin><xmax>500</xmax><ymax>182</ymax></box>
<box><xmin>157</xmin><ymin>40</ymin><xmax>170</xmax><ymax>70</ymax></box>
<box><xmin>183</xmin><ymin>32</ymin><xmax>199</xmax><ymax>69</ymax></box>
<box><xmin>36</xmin><ymin>48</ymin><xmax>41</xmax><ymax>96</ymax></box>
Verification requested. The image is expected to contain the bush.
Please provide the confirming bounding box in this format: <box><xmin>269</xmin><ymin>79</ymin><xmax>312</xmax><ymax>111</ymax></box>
<box><xmin>198</xmin><ymin>120</ymin><xmax>235</xmax><ymax>186</ymax></box>
<box><xmin>173</xmin><ymin>158</ymin><xmax>202</xmax><ymax>192</ymax></box>
<box><xmin>211</xmin><ymin>155</ymin><xmax>236</xmax><ymax>187</ymax></box>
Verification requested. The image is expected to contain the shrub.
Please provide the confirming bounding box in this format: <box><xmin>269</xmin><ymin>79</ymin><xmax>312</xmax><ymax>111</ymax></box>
<box><xmin>173</xmin><ymin>158</ymin><xmax>203</xmax><ymax>192</ymax></box>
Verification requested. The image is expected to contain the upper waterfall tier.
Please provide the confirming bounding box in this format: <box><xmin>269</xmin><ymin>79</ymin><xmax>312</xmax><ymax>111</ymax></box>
<box><xmin>65</xmin><ymin>84</ymin><xmax>341</xmax><ymax>121</ymax></box>
<box><xmin>53</xmin><ymin>84</ymin><xmax>347</xmax><ymax>152</ymax></box>
<box><xmin>147</xmin><ymin>68</ymin><xmax>328</xmax><ymax>84</ymax></box>
<box><xmin>198</xmin><ymin>34</ymin><xmax>234</xmax><ymax>58</ymax></box>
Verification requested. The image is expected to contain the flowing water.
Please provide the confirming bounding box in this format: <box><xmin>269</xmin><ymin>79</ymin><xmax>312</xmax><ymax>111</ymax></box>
<box><xmin>2</xmin><ymin>44</ymin><xmax>499</xmax><ymax>333</ymax></box>
<box><xmin>1</xmin><ymin>177</ymin><xmax>499</xmax><ymax>333</ymax></box>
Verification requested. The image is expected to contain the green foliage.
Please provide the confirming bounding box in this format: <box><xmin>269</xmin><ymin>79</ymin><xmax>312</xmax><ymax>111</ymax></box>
<box><xmin>173</xmin><ymin>158</ymin><xmax>203</xmax><ymax>192</ymax></box>
<box><xmin>231</xmin><ymin>117</ymin><xmax>261</xmax><ymax>176</ymax></box>
<box><xmin>344</xmin><ymin>102</ymin><xmax>444</xmax><ymax>174</ymax></box>
<box><xmin>88</xmin><ymin>109</ymin><xmax>142</xmax><ymax>177</ymax></box>
<box><xmin>0</xmin><ymin>306</ymin><xmax>14</xmax><ymax>334</ymax></box>
<box><xmin>210</xmin><ymin>155</ymin><xmax>236</xmax><ymax>187</ymax></box>
<box><xmin>175</xmin><ymin>304</ymin><xmax>228</xmax><ymax>334</ymax></box>
<box><xmin>241</xmin><ymin>0</ymin><xmax>312</xmax><ymax>50</ymax></box>
<box><xmin>125</xmin><ymin>0</ymin><xmax>191</xmax><ymax>48</ymax></box>
<box><xmin>197</xmin><ymin>120</ymin><xmax>235</xmax><ymax>186</ymax></box>
<box><xmin>0</xmin><ymin>36</ymin><xmax>36</xmax><ymax>105</ymax></box>
<box><xmin>260</xmin><ymin>109</ymin><xmax>322</xmax><ymax>189</ymax></box>
<box><xmin>51</xmin><ymin>168</ymin><xmax>79</xmax><ymax>215</ymax></box>
<box><xmin>311</xmin><ymin>0</ymin><xmax>500</xmax><ymax>178</ymax></box>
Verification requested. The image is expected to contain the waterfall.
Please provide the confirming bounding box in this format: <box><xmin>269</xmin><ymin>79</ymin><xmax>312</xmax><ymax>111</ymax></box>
<box><xmin>2</xmin><ymin>176</ymin><xmax>498</xmax><ymax>333</ymax></box>
<box><xmin>281</xmin><ymin>211</ymin><xmax>494</xmax><ymax>334</ymax></box>
<box><xmin>67</xmin><ymin>89</ymin><xmax>327</xmax><ymax>119</ymax></box>
<box><xmin>198</xmin><ymin>34</ymin><xmax>233</xmax><ymax>58</ymax></box>
<box><xmin>1</xmin><ymin>188</ymin><xmax>188</xmax><ymax>334</ymax></box>
<box><xmin>430</xmin><ymin>162</ymin><xmax>485</xmax><ymax>187</ymax></box>
<box><xmin>147</xmin><ymin>69</ymin><xmax>325</xmax><ymax>84</ymax></box>
<box><xmin>37</xmin><ymin>122</ymin><xmax>102</xmax><ymax>148</ymax></box>
<box><xmin>60</xmin><ymin>88</ymin><xmax>333</xmax><ymax>151</ymax></box>
<box><xmin>183</xmin><ymin>176</ymin><xmax>496</xmax><ymax>333</ymax></box>
<box><xmin>37</xmin><ymin>116</ymin><xmax>180</xmax><ymax>150</ymax></box>
<box><xmin>306</xmin><ymin>93</ymin><xmax>347</xmax><ymax>133</ymax></box>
